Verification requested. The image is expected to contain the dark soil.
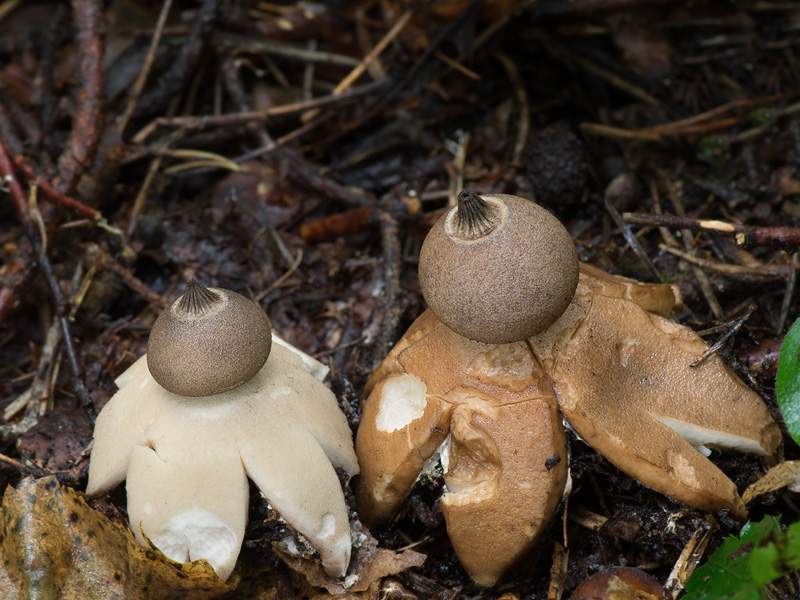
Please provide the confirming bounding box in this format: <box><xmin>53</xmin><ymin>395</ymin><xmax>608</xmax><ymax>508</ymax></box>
<box><xmin>1</xmin><ymin>0</ymin><xmax>799</xmax><ymax>598</ymax></box>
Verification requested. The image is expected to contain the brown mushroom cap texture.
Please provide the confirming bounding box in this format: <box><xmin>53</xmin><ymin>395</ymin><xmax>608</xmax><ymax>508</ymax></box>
<box><xmin>147</xmin><ymin>280</ymin><xmax>272</xmax><ymax>397</ymax></box>
<box><xmin>419</xmin><ymin>191</ymin><xmax>579</xmax><ymax>344</ymax></box>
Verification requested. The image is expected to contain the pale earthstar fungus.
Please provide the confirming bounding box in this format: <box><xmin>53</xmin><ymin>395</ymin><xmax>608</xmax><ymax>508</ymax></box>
<box><xmin>355</xmin><ymin>190</ymin><xmax>782</xmax><ymax>587</ymax></box>
<box><xmin>87</xmin><ymin>280</ymin><xmax>359</xmax><ymax>581</ymax></box>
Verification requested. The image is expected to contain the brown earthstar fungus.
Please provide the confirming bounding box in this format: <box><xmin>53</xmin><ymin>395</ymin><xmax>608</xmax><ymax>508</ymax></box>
<box><xmin>356</xmin><ymin>191</ymin><xmax>781</xmax><ymax>587</ymax></box>
<box><xmin>87</xmin><ymin>280</ymin><xmax>359</xmax><ymax>582</ymax></box>
<box><xmin>419</xmin><ymin>191</ymin><xmax>579</xmax><ymax>343</ymax></box>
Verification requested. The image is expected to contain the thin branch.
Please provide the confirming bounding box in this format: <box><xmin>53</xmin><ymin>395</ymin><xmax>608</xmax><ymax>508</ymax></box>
<box><xmin>690</xmin><ymin>305</ymin><xmax>756</xmax><ymax>367</ymax></box>
<box><xmin>0</xmin><ymin>138</ymin><xmax>93</xmax><ymax>414</ymax></box>
<box><xmin>58</xmin><ymin>0</ymin><xmax>106</xmax><ymax>195</ymax></box>
<box><xmin>150</xmin><ymin>78</ymin><xmax>388</xmax><ymax>133</ymax></box>
<box><xmin>118</xmin><ymin>0</ymin><xmax>173</xmax><ymax>134</ymax></box>
<box><xmin>623</xmin><ymin>212</ymin><xmax>800</xmax><ymax>251</ymax></box>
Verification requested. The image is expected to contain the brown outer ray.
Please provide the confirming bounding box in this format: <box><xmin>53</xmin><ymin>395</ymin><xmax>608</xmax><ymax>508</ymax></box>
<box><xmin>356</xmin><ymin>310</ymin><xmax>567</xmax><ymax>585</ymax></box>
<box><xmin>532</xmin><ymin>290</ymin><xmax>781</xmax><ymax>519</ymax></box>
<box><xmin>578</xmin><ymin>263</ymin><xmax>682</xmax><ymax>315</ymax></box>
<box><xmin>355</xmin><ymin>373</ymin><xmax>453</xmax><ymax>526</ymax></box>
<box><xmin>440</xmin><ymin>391</ymin><xmax>566</xmax><ymax>587</ymax></box>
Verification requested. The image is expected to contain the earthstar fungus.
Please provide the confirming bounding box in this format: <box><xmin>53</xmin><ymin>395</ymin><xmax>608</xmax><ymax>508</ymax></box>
<box><xmin>356</xmin><ymin>191</ymin><xmax>781</xmax><ymax>586</ymax></box>
<box><xmin>419</xmin><ymin>190</ymin><xmax>579</xmax><ymax>343</ymax></box>
<box><xmin>87</xmin><ymin>280</ymin><xmax>359</xmax><ymax>581</ymax></box>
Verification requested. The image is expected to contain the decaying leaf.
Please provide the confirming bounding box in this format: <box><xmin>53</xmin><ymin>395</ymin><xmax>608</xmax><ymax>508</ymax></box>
<box><xmin>273</xmin><ymin>528</ymin><xmax>426</xmax><ymax>595</ymax></box>
<box><xmin>0</xmin><ymin>477</ymin><xmax>426</xmax><ymax>599</ymax></box>
<box><xmin>0</xmin><ymin>476</ymin><xmax>235</xmax><ymax>599</ymax></box>
<box><xmin>742</xmin><ymin>461</ymin><xmax>800</xmax><ymax>504</ymax></box>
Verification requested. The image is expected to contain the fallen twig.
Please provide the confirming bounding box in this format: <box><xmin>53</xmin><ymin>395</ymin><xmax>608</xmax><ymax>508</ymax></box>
<box><xmin>132</xmin><ymin>0</ymin><xmax>220</xmax><ymax>121</ymax></box>
<box><xmin>581</xmin><ymin>93</ymin><xmax>799</xmax><ymax>142</ymax></box>
<box><xmin>623</xmin><ymin>212</ymin><xmax>800</xmax><ymax>251</ymax></box>
<box><xmin>0</xmin><ymin>137</ymin><xmax>93</xmax><ymax>414</ymax></box>
<box><xmin>659</xmin><ymin>244</ymin><xmax>792</xmax><ymax>279</ymax></box>
<box><xmin>84</xmin><ymin>244</ymin><xmax>168</xmax><ymax>310</ymax></box>
<box><xmin>147</xmin><ymin>78</ymin><xmax>388</xmax><ymax>135</ymax></box>
<box><xmin>373</xmin><ymin>202</ymin><xmax>403</xmax><ymax>362</ymax></box>
<box><xmin>691</xmin><ymin>305</ymin><xmax>756</xmax><ymax>367</ymax></box>
<box><xmin>666</xmin><ymin>178</ymin><xmax>722</xmax><ymax>317</ymax></box>
<box><xmin>301</xmin><ymin>9</ymin><xmax>413</xmax><ymax>122</ymax></box>
<box><xmin>118</xmin><ymin>0</ymin><xmax>173</xmax><ymax>134</ymax></box>
<box><xmin>0</xmin><ymin>452</ymin><xmax>52</xmax><ymax>479</ymax></box>
<box><xmin>58</xmin><ymin>0</ymin><xmax>106</xmax><ymax>195</ymax></box>
<box><xmin>606</xmin><ymin>188</ymin><xmax>661</xmax><ymax>282</ymax></box>
<box><xmin>10</xmin><ymin>148</ymin><xmax>100</xmax><ymax>220</ymax></box>
<box><xmin>664</xmin><ymin>515</ymin><xmax>717</xmax><ymax>599</ymax></box>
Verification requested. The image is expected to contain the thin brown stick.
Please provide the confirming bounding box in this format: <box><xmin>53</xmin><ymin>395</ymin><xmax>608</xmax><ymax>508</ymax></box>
<box><xmin>0</xmin><ymin>138</ymin><xmax>93</xmax><ymax>413</ymax></box>
<box><xmin>118</xmin><ymin>0</ymin><xmax>173</xmax><ymax>134</ymax></box>
<box><xmin>0</xmin><ymin>452</ymin><xmax>52</xmax><ymax>478</ymax></box>
<box><xmin>150</xmin><ymin>78</ymin><xmax>388</xmax><ymax>133</ymax></box>
<box><xmin>547</xmin><ymin>542</ymin><xmax>569</xmax><ymax>600</ymax></box>
<box><xmin>255</xmin><ymin>249</ymin><xmax>303</xmax><ymax>301</ymax></box>
<box><xmin>664</xmin><ymin>516</ymin><xmax>717</xmax><ymax>599</ymax></box>
<box><xmin>132</xmin><ymin>0</ymin><xmax>220</xmax><ymax>121</ymax></box>
<box><xmin>58</xmin><ymin>0</ymin><xmax>106</xmax><ymax>195</ymax></box>
<box><xmin>85</xmin><ymin>244</ymin><xmax>168</xmax><ymax>309</ymax></box>
<box><xmin>582</xmin><ymin>92</ymin><xmax>798</xmax><ymax>142</ymax></box>
<box><xmin>549</xmin><ymin>39</ymin><xmax>658</xmax><ymax>106</ymax></box>
<box><xmin>219</xmin><ymin>33</ymin><xmax>361</xmax><ymax>67</ymax></box>
<box><xmin>10</xmin><ymin>148</ymin><xmax>100</xmax><ymax>220</ymax></box>
<box><xmin>606</xmin><ymin>196</ymin><xmax>662</xmax><ymax>281</ymax></box>
<box><xmin>778</xmin><ymin>252</ymin><xmax>798</xmax><ymax>333</ymax></box>
<box><xmin>494</xmin><ymin>50</ymin><xmax>529</xmax><ymax>165</ymax></box>
<box><xmin>690</xmin><ymin>305</ymin><xmax>756</xmax><ymax>367</ymax></box>
<box><xmin>624</xmin><ymin>212</ymin><xmax>800</xmax><ymax>251</ymax></box>
<box><xmin>125</xmin><ymin>152</ymin><xmax>165</xmax><ymax>241</ymax></box>
<box><xmin>373</xmin><ymin>207</ymin><xmax>402</xmax><ymax>361</ymax></box>
<box><xmin>302</xmin><ymin>9</ymin><xmax>413</xmax><ymax>122</ymax></box>
<box><xmin>659</xmin><ymin>244</ymin><xmax>791</xmax><ymax>278</ymax></box>
<box><xmin>662</xmin><ymin>176</ymin><xmax>721</xmax><ymax>317</ymax></box>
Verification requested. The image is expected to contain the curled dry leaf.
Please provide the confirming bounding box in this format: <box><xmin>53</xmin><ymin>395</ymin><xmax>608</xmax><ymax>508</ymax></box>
<box><xmin>0</xmin><ymin>476</ymin><xmax>235</xmax><ymax>600</ymax></box>
<box><xmin>742</xmin><ymin>461</ymin><xmax>800</xmax><ymax>504</ymax></box>
<box><xmin>273</xmin><ymin>527</ymin><xmax>426</xmax><ymax>595</ymax></box>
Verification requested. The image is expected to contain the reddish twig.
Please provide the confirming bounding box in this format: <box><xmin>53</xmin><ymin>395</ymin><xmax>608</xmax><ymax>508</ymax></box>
<box><xmin>85</xmin><ymin>244</ymin><xmax>168</xmax><ymax>310</ymax></box>
<box><xmin>58</xmin><ymin>0</ymin><xmax>106</xmax><ymax>195</ymax></box>
<box><xmin>300</xmin><ymin>206</ymin><xmax>374</xmax><ymax>243</ymax></box>
<box><xmin>0</xmin><ymin>138</ymin><xmax>93</xmax><ymax>414</ymax></box>
<box><xmin>623</xmin><ymin>212</ymin><xmax>800</xmax><ymax>251</ymax></box>
<box><xmin>11</xmin><ymin>149</ymin><xmax>100</xmax><ymax>220</ymax></box>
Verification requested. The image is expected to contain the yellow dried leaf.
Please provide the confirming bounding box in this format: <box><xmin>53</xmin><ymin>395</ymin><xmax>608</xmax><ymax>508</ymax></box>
<box><xmin>0</xmin><ymin>477</ymin><xmax>236</xmax><ymax>599</ymax></box>
<box><xmin>742</xmin><ymin>461</ymin><xmax>800</xmax><ymax>504</ymax></box>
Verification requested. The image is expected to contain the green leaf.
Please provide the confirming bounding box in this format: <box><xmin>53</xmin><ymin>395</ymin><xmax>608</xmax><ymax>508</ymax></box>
<box><xmin>749</xmin><ymin>519</ymin><xmax>800</xmax><ymax>585</ymax></box>
<box><xmin>777</xmin><ymin>317</ymin><xmax>800</xmax><ymax>446</ymax></box>
<box><xmin>747</xmin><ymin>109</ymin><xmax>772</xmax><ymax>124</ymax></box>
<box><xmin>684</xmin><ymin>516</ymin><xmax>780</xmax><ymax>600</ymax></box>
<box><xmin>696</xmin><ymin>136</ymin><xmax>727</xmax><ymax>168</ymax></box>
